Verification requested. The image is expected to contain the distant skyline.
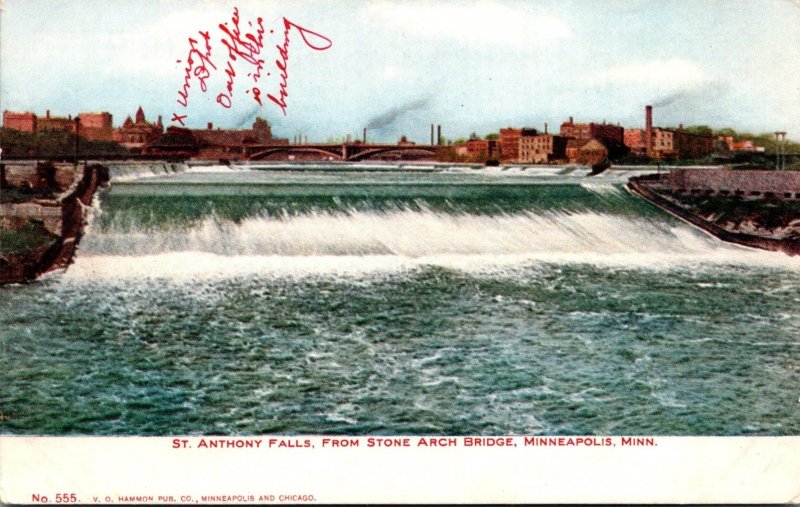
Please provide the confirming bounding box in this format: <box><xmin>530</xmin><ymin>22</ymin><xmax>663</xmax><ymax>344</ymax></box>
<box><xmin>1</xmin><ymin>0</ymin><xmax>799</xmax><ymax>143</ymax></box>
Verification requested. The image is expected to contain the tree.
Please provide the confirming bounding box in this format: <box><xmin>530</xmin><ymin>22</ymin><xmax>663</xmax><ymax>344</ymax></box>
<box><xmin>681</xmin><ymin>125</ymin><xmax>713</xmax><ymax>136</ymax></box>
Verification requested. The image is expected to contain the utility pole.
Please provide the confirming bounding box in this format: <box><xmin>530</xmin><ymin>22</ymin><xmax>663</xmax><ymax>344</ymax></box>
<box><xmin>74</xmin><ymin>116</ymin><xmax>81</xmax><ymax>168</ymax></box>
<box><xmin>774</xmin><ymin>131</ymin><xmax>786</xmax><ymax>170</ymax></box>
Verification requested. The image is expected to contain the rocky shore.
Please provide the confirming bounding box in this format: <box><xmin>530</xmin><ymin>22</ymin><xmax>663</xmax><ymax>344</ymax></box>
<box><xmin>628</xmin><ymin>171</ymin><xmax>800</xmax><ymax>256</ymax></box>
<box><xmin>0</xmin><ymin>162</ymin><xmax>109</xmax><ymax>284</ymax></box>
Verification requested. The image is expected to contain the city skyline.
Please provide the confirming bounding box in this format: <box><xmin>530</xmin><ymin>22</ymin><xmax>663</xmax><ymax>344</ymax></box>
<box><xmin>1</xmin><ymin>0</ymin><xmax>799</xmax><ymax>143</ymax></box>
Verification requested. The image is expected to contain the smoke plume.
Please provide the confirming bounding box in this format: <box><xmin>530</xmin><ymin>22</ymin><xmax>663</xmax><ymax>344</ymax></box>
<box><xmin>366</xmin><ymin>97</ymin><xmax>430</xmax><ymax>130</ymax></box>
<box><xmin>651</xmin><ymin>80</ymin><xmax>727</xmax><ymax>108</ymax></box>
<box><xmin>651</xmin><ymin>90</ymin><xmax>686</xmax><ymax>108</ymax></box>
<box><xmin>233</xmin><ymin>106</ymin><xmax>262</xmax><ymax>129</ymax></box>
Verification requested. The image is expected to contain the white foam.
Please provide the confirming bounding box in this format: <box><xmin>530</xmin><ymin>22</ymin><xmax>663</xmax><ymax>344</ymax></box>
<box><xmin>580</xmin><ymin>182</ymin><xmax>624</xmax><ymax>196</ymax></box>
<box><xmin>64</xmin><ymin>193</ymin><xmax>800</xmax><ymax>281</ymax></box>
<box><xmin>83</xmin><ymin>209</ymin><xmax>718</xmax><ymax>257</ymax></box>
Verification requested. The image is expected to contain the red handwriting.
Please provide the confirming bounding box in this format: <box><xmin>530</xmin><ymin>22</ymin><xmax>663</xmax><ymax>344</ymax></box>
<box><xmin>174</xmin><ymin>30</ymin><xmax>216</xmax><ymax>125</ymax></box>
<box><xmin>267</xmin><ymin>18</ymin><xmax>333</xmax><ymax>116</ymax></box>
<box><xmin>217</xmin><ymin>7</ymin><xmax>265</xmax><ymax>109</ymax></box>
<box><xmin>171</xmin><ymin>7</ymin><xmax>331</xmax><ymax>125</ymax></box>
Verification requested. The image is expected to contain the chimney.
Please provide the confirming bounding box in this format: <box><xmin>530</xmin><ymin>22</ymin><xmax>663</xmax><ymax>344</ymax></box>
<box><xmin>569</xmin><ymin>116</ymin><xmax>573</xmax><ymax>124</ymax></box>
<box><xmin>645</xmin><ymin>105</ymin><xmax>653</xmax><ymax>158</ymax></box>
<box><xmin>46</xmin><ymin>110</ymin><xmax>51</xmax><ymax>119</ymax></box>
<box><xmin>431</xmin><ymin>124</ymin><xmax>435</xmax><ymax>145</ymax></box>
<box><xmin>437</xmin><ymin>125</ymin><xmax>442</xmax><ymax>146</ymax></box>
<box><xmin>363</xmin><ymin>128</ymin><xmax>366</xmax><ymax>144</ymax></box>
<box><xmin>544</xmin><ymin>122</ymin><xmax>548</xmax><ymax>134</ymax></box>
<box><xmin>207</xmin><ymin>122</ymin><xmax>213</xmax><ymax>130</ymax></box>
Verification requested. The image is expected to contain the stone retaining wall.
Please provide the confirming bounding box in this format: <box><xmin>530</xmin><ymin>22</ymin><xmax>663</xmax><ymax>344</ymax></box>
<box><xmin>3</xmin><ymin>163</ymin><xmax>77</xmax><ymax>190</ymax></box>
<box><xmin>0</xmin><ymin>202</ymin><xmax>63</xmax><ymax>235</ymax></box>
<box><xmin>668</xmin><ymin>169</ymin><xmax>800</xmax><ymax>198</ymax></box>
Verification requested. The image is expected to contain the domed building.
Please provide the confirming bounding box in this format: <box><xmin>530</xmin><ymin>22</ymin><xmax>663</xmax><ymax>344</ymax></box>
<box><xmin>113</xmin><ymin>106</ymin><xmax>164</xmax><ymax>152</ymax></box>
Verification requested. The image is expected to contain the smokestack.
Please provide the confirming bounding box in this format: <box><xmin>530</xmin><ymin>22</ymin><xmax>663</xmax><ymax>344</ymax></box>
<box><xmin>207</xmin><ymin>122</ymin><xmax>213</xmax><ymax>130</ymax></box>
<box><xmin>645</xmin><ymin>105</ymin><xmax>653</xmax><ymax>158</ymax></box>
<box><xmin>437</xmin><ymin>125</ymin><xmax>442</xmax><ymax>146</ymax></box>
<box><xmin>569</xmin><ymin>116</ymin><xmax>573</xmax><ymax>124</ymax></box>
<box><xmin>431</xmin><ymin>124</ymin><xmax>435</xmax><ymax>145</ymax></box>
<box><xmin>363</xmin><ymin>128</ymin><xmax>366</xmax><ymax>144</ymax></box>
<box><xmin>544</xmin><ymin>122</ymin><xmax>548</xmax><ymax>134</ymax></box>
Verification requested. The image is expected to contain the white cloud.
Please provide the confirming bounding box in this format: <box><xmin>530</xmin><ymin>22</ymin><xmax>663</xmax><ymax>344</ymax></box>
<box><xmin>360</xmin><ymin>1</ymin><xmax>571</xmax><ymax>48</ymax></box>
<box><xmin>586</xmin><ymin>58</ymin><xmax>709</xmax><ymax>89</ymax></box>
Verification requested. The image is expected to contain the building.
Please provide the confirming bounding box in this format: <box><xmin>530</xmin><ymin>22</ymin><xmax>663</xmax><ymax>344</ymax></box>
<box><xmin>78</xmin><ymin>112</ymin><xmax>114</xmax><ymax>141</ymax></box>
<box><xmin>189</xmin><ymin>118</ymin><xmax>286</xmax><ymax>159</ymax></box>
<box><xmin>2</xmin><ymin>110</ymin><xmax>115</xmax><ymax>141</ymax></box>
<box><xmin>574</xmin><ymin>139</ymin><xmax>609</xmax><ymax>166</ymax></box>
<box><xmin>146</xmin><ymin>117</ymin><xmax>287</xmax><ymax>159</ymax></box>
<box><xmin>37</xmin><ymin>110</ymin><xmax>77</xmax><ymax>134</ymax></box>
<box><xmin>498</xmin><ymin>128</ymin><xmax>522</xmax><ymax>162</ymax></box>
<box><xmin>719</xmin><ymin>136</ymin><xmax>765</xmax><ymax>153</ymax></box>
<box><xmin>651</xmin><ymin>127</ymin><xmax>676</xmax><ymax>158</ymax></box>
<box><xmin>624</xmin><ymin>129</ymin><xmax>646</xmax><ymax>155</ymax></box>
<box><xmin>454</xmin><ymin>135</ymin><xmax>491</xmax><ymax>161</ymax></box>
<box><xmin>626</xmin><ymin>106</ymin><xmax>713</xmax><ymax>160</ymax></box>
<box><xmin>626</xmin><ymin>126</ymin><xmax>713</xmax><ymax>160</ymax></box>
<box><xmin>2</xmin><ymin>111</ymin><xmax>37</xmax><ymax>132</ymax></box>
<box><xmin>673</xmin><ymin>129</ymin><xmax>714</xmax><ymax>159</ymax></box>
<box><xmin>114</xmin><ymin>106</ymin><xmax>164</xmax><ymax>150</ymax></box>
<box><xmin>463</xmin><ymin>139</ymin><xmax>489</xmax><ymax>159</ymax></box>
<box><xmin>519</xmin><ymin>132</ymin><xmax>568</xmax><ymax>163</ymax></box>
<box><xmin>560</xmin><ymin>117</ymin><xmax>624</xmax><ymax>145</ymax></box>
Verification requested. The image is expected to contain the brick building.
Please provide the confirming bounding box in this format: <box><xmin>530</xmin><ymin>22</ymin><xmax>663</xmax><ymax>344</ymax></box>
<box><xmin>624</xmin><ymin>129</ymin><xmax>646</xmax><ymax>155</ymax></box>
<box><xmin>2</xmin><ymin>111</ymin><xmax>37</xmax><ymax>132</ymax></box>
<box><xmin>78</xmin><ymin>112</ymin><xmax>114</xmax><ymax>141</ymax></box>
<box><xmin>498</xmin><ymin>128</ymin><xmax>522</xmax><ymax>162</ymax></box>
<box><xmin>454</xmin><ymin>138</ymin><xmax>490</xmax><ymax>161</ymax></box>
<box><xmin>146</xmin><ymin>117</ymin><xmax>287</xmax><ymax>159</ymax></box>
<box><xmin>574</xmin><ymin>139</ymin><xmax>608</xmax><ymax>166</ymax></box>
<box><xmin>625</xmin><ymin>126</ymin><xmax>713</xmax><ymax>159</ymax></box>
<box><xmin>37</xmin><ymin>110</ymin><xmax>77</xmax><ymax>134</ymax></box>
<box><xmin>519</xmin><ymin>133</ymin><xmax>568</xmax><ymax>163</ymax></box>
<box><xmin>627</xmin><ymin>105</ymin><xmax>713</xmax><ymax>160</ymax></box>
<box><xmin>3</xmin><ymin>110</ymin><xmax>114</xmax><ymax>141</ymax></box>
<box><xmin>673</xmin><ymin>129</ymin><xmax>714</xmax><ymax>159</ymax></box>
<box><xmin>560</xmin><ymin>117</ymin><xmax>624</xmax><ymax>145</ymax></box>
<box><xmin>718</xmin><ymin>136</ymin><xmax>765</xmax><ymax>153</ymax></box>
<box><xmin>114</xmin><ymin>106</ymin><xmax>164</xmax><ymax>150</ymax></box>
<box><xmin>191</xmin><ymin>118</ymin><xmax>275</xmax><ymax>146</ymax></box>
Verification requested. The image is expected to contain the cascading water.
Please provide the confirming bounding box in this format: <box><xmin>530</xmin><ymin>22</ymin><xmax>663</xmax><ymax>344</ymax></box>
<box><xmin>2</xmin><ymin>166</ymin><xmax>799</xmax><ymax>436</ymax></box>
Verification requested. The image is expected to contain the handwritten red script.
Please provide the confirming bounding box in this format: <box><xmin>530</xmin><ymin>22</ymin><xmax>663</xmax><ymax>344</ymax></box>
<box><xmin>171</xmin><ymin>7</ymin><xmax>332</xmax><ymax>126</ymax></box>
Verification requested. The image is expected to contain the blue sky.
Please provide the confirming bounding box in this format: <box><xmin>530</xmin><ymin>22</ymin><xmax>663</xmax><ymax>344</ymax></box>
<box><xmin>1</xmin><ymin>0</ymin><xmax>799</xmax><ymax>143</ymax></box>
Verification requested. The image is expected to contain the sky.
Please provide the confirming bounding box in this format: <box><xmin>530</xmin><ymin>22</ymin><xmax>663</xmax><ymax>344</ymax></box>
<box><xmin>1</xmin><ymin>0</ymin><xmax>799</xmax><ymax>143</ymax></box>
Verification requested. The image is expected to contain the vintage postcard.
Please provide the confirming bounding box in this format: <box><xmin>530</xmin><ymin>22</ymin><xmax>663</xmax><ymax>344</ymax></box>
<box><xmin>1</xmin><ymin>0</ymin><xmax>800</xmax><ymax>504</ymax></box>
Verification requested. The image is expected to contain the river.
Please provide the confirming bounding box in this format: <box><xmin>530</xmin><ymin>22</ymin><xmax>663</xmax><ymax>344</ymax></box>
<box><xmin>1</xmin><ymin>164</ymin><xmax>798</xmax><ymax>435</ymax></box>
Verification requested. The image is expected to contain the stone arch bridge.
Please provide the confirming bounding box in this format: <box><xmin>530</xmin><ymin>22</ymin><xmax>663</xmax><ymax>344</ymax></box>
<box><xmin>246</xmin><ymin>144</ymin><xmax>443</xmax><ymax>162</ymax></box>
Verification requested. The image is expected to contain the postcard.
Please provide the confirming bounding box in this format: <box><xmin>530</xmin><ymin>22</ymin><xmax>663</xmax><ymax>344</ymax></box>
<box><xmin>1</xmin><ymin>0</ymin><xmax>800</xmax><ymax>504</ymax></box>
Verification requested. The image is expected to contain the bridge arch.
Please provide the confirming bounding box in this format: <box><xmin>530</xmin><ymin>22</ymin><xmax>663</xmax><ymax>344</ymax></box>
<box><xmin>349</xmin><ymin>147</ymin><xmax>438</xmax><ymax>161</ymax></box>
<box><xmin>249</xmin><ymin>147</ymin><xmax>344</xmax><ymax>161</ymax></box>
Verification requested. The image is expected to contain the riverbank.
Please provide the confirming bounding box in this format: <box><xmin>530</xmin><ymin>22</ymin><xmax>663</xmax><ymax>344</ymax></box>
<box><xmin>628</xmin><ymin>170</ymin><xmax>800</xmax><ymax>256</ymax></box>
<box><xmin>0</xmin><ymin>162</ymin><xmax>109</xmax><ymax>284</ymax></box>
